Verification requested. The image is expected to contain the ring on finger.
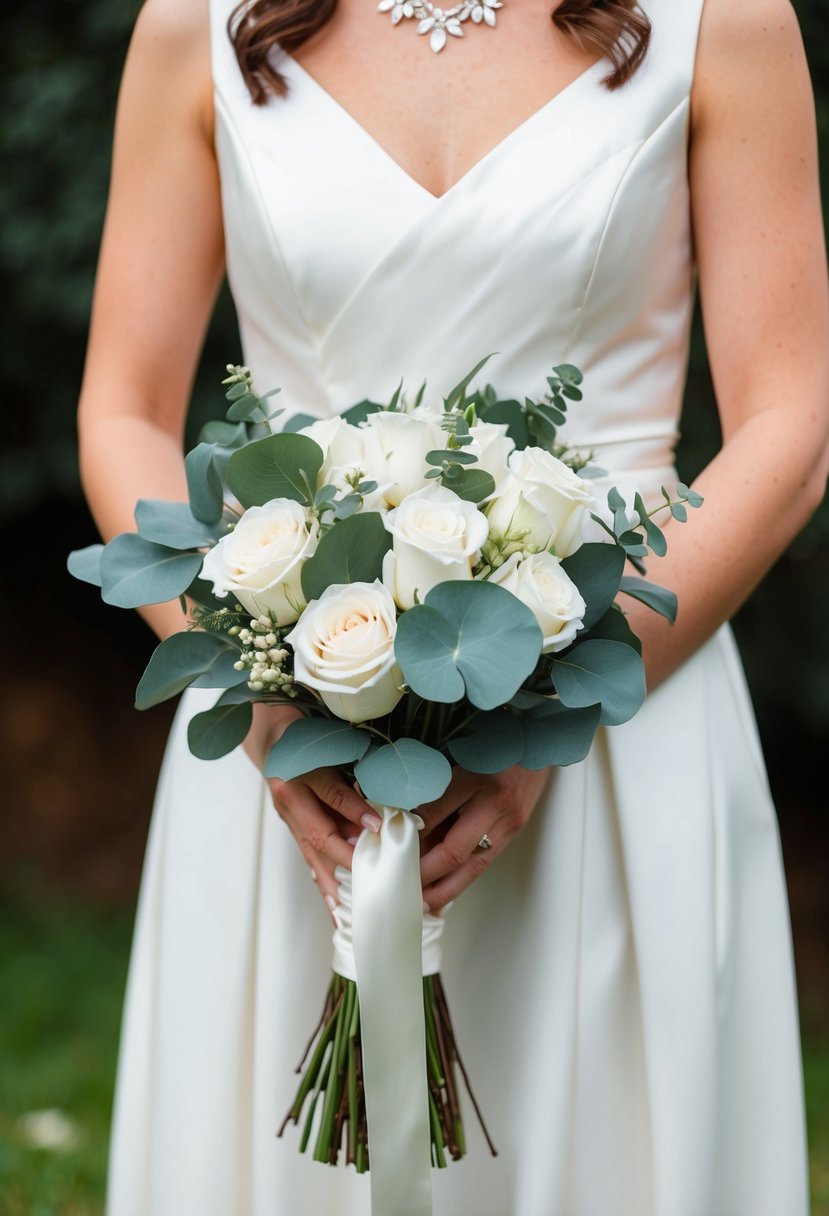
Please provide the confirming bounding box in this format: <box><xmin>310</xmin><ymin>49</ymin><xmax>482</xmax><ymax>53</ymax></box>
<box><xmin>475</xmin><ymin>833</ymin><xmax>493</xmax><ymax>852</ymax></box>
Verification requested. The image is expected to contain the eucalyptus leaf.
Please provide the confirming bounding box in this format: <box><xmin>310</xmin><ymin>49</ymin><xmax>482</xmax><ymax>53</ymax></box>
<box><xmin>533</xmin><ymin>401</ymin><xmax>566</xmax><ymax>428</ymax></box>
<box><xmin>187</xmin><ymin>698</ymin><xmax>253</xmax><ymax>760</ymax></box>
<box><xmin>333</xmin><ymin>493</ymin><xmax>361</xmax><ymax>519</ymax></box>
<box><xmin>444</xmin><ymin>466</ymin><xmax>495</xmax><ymax>504</ymax></box>
<box><xmin>226</xmin><ymin>392</ymin><xmax>267</xmax><ymax>422</ymax></box>
<box><xmin>67</xmin><ymin>543</ymin><xmax>103</xmax><ymax>587</ymax></box>
<box><xmin>300</xmin><ymin>512</ymin><xmax>391</xmax><ymax>601</ymax></box>
<box><xmin>552</xmin><ymin>363</ymin><xmax>583</xmax><ymax>385</ymax></box>
<box><xmin>443</xmin><ymin>353</ymin><xmax>497</xmax><ymax>411</ymax></box>
<box><xmin>134</xmin><ymin>631</ymin><xmax>238</xmax><ymax>710</ymax></box>
<box><xmin>341</xmin><ymin>399</ymin><xmax>384</xmax><ymax>425</ymax></box>
<box><xmin>618</xmin><ymin>576</ymin><xmax>678</xmax><ymax>623</ymax></box>
<box><xmin>282</xmin><ymin>412</ymin><xmax>320</xmax><ymax>433</ymax></box>
<box><xmin>184</xmin><ymin>574</ymin><xmax>236</xmax><ymax>613</ymax></box>
<box><xmin>560</xmin><ymin>543</ymin><xmax>626</xmax><ymax>629</ymax></box>
<box><xmin>520</xmin><ymin>700</ymin><xmax>601</xmax><ymax>768</ymax></box>
<box><xmin>190</xmin><ymin>648</ymin><xmax>249</xmax><ymax>689</ymax></box>
<box><xmin>426</xmin><ymin>449</ymin><xmax>478</xmax><ymax>466</ymax></box>
<box><xmin>633</xmin><ymin>492</ymin><xmax>667</xmax><ymax>557</ymax></box>
<box><xmin>552</xmin><ymin>639</ymin><xmax>646</xmax><ymax>726</ymax></box>
<box><xmin>100</xmin><ymin>534</ymin><xmax>203</xmax><ymax>608</ymax></box>
<box><xmin>354</xmin><ymin>739</ymin><xmax>452</xmax><ymax>810</ymax></box>
<box><xmin>226</xmin><ymin>433</ymin><xmax>324</xmax><ymax>507</ymax></box>
<box><xmin>606</xmin><ymin>486</ymin><xmax>632</xmax><ymax>537</ymax></box>
<box><xmin>585</xmin><ymin>604</ymin><xmax>643</xmax><ymax>654</ymax></box>
<box><xmin>264</xmin><ymin>718</ymin><xmax>372</xmax><ymax>781</ymax></box>
<box><xmin>617</xmin><ymin>531</ymin><xmax>649</xmax><ymax>558</ymax></box>
<box><xmin>508</xmin><ymin>688</ymin><xmax>555</xmax><ymax>711</ymax></box>
<box><xmin>447</xmin><ymin>710</ymin><xmax>525</xmax><ymax>773</ymax></box>
<box><xmin>395</xmin><ymin>580</ymin><xmax>542</xmax><ymax>709</ymax></box>
<box><xmin>677</xmin><ymin>483</ymin><xmax>704</xmax><ymax>508</ymax></box>
<box><xmin>212</xmin><ymin>684</ymin><xmax>260</xmax><ymax>705</ymax></box>
<box><xmin>474</xmin><ymin>397</ymin><xmax>530</xmax><ymax>448</ymax></box>
<box><xmin>198</xmin><ymin>420</ymin><xmax>248</xmax><ymax>449</ymax></box>
<box><xmin>134</xmin><ymin>499</ymin><xmax>220</xmax><ymax>549</ymax></box>
<box><xmin>185</xmin><ymin>442</ymin><xmax>227</xmax><ymax>524</ymax></box>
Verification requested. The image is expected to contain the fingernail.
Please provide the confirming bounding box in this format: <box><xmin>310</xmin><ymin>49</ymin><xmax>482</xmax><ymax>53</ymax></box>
<box><xmin>347</xmin><ymin>836</ymin><xmax>359</xmax><ymax>846</ymax></box>
<box><xmin>361</xmin><ymin>812</ymin><xmax>382</xmax><ymax>833</ymax></box>
<box><xmin>422</xmin><ymin>900</ymin><xmax>431</xmax><ymax>914</ymax></box>
<box><xmin>310</xmin><ymin>868</ymin><xmax>317</xmax><ymax>882</ymax></box>
<box><xmin>325</xmin><ymin>894</ymin><xmax>337</xmax><ymax>913</ymax></box>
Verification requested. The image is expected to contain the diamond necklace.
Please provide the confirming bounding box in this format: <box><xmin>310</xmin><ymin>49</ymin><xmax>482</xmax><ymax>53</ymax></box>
<box><xmin>376</xmin><ymin>1</ymin><xmax>504</xmax><ymax>54</ymax></box>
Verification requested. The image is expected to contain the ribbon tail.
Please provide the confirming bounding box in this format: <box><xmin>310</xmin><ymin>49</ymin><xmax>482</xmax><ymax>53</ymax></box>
<box><xmin>351</xmin><ymin>807</ymin><xmax>434</xmax><ymax>1216</ymax></box>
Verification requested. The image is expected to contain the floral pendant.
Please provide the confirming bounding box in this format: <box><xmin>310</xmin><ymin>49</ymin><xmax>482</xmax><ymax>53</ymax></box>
<box><xmin>376</xmin><ymin>0</ymin><xmax>504</xmax><ymax>54</ymax></box>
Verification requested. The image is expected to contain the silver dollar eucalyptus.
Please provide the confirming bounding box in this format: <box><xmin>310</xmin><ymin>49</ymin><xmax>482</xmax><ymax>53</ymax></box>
<box><xmin>376</xmin><ymin>0</ymin><xmax>505</xmax><ymax>53</ymax></box>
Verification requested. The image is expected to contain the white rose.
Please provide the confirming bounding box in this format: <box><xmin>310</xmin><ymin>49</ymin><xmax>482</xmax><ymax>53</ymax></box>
<box><xmin>361</xmin><ymin>412</ymin><xmax>445</xmax><ymax>508</ymax></box>
<box><xmin>298</xmin><ymin>417</ymin><xmax>388</xmax><ymax>511</ymax></box>
<box><xmin>466</xmin><ymin>420</ymin><xmax>514</xmax><ymax>493</ymax></box>
<box><xmin>485</xmin><ymin>446</ymin><xmax>595</xmax><ymax>560</ymax></box>
<box><xmin>489</xmin><ymin>551</ymin><xmax>586</xmax><ymax>654</ymax></box>
<box><xmin>299</xmin><ymin>417</ymin><xmax>366</xmax><ymax>482</ymax></box>
<box><xmin>398</xmin><ymin>410</ymin><xmax>513</xmax><ymax>495</ymax></box>
<box><xmin>381</xmin><ymin>485</ymin><xmax>489</xmax><ymax>610</ymax></box>
<box><xmin>285</xmin><ymin>581</ymin><xmax>404</xmax><ymax>723</ymax></box>
<box><xmin>201</xmin><ymin>499</ymin><xmax>317</xmax><ymax>625</ymax></box>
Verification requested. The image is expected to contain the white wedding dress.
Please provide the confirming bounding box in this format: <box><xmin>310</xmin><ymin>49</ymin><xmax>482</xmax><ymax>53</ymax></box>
<box><xmin>104</xmin><ymin>1</ymin><xmax>809</xmax><ymax>1213</ymax></box>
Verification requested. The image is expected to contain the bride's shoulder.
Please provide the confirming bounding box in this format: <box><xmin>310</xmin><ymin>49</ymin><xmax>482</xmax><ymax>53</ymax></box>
<box><xmin>129</xmin><ymin>0</ymin><xmax>211</xmax><ymax>63</ymax></box>
<box><xmin>690</xmin><ymin>0</ymin><xmax>808</xmax><ymax>133</ymax></box>
<box><xmin>693</xmin><ymin>0</ymin><xmax>804</xmax><ymax>86</ymax></box>
<box><xmin>120</xmin><ymin>0</ymin><xmax>213</xmax><ymax>133</ymax></box>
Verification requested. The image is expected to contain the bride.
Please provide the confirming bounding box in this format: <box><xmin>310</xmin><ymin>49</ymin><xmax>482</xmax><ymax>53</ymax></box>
<box><xmin>77</xmin><ymin>0</ymin><xmax>827</xmax><ymax>1212</ymax></box>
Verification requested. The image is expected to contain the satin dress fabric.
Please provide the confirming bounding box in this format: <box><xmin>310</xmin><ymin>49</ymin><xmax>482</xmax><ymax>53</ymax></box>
<box><xmin>104</xmin><ymin>0</ymin><xmax>809</xmax><ymax>1212</ymax></box>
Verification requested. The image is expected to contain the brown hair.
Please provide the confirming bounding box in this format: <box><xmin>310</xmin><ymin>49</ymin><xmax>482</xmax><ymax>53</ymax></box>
<box><xmin>229</xmin><ymin>1</ymin><xmax>652</xmax><ymax>106</ymax></box>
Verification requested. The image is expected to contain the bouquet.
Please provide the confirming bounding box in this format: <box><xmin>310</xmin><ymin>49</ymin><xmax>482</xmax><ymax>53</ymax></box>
<box><xmin>68</xmin><ymin>354</ymin><xmax>701</xmax><ymax>1206</ymax></box>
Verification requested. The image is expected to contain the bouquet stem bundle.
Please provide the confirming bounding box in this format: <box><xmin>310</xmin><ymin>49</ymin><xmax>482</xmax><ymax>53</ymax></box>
<box><xmin>278</xmin><ymin>972</ymin><xmax>496</xmax><ymax>1170</ymax></box>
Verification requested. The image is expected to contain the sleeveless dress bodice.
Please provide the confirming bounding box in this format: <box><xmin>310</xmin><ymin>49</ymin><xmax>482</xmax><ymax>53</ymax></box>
<box><xmin>211</xmin><ymin>0</ymin><xmax>699</xmax><ymax>483</ymax></box>
<box><xmin>102</xmin><ymin>6</ymin><xmax>809</xmax><ymax>1215</ymax></box>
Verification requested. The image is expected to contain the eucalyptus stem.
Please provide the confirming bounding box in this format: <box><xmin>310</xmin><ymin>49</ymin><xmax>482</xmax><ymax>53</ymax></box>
<box><xmin>420</xmin><ymin>700</ymin><xmax>436</xmax><ymax>745</ymax></box>
<box><xmin>279</xmin><ymin>970</ymin><xmax>494</xmax><ymax>1170</ymax></box>
<box><xmin>441</xmin><ymin>707</ymin><xmax>483</xmax><ymax>744</ymax></box>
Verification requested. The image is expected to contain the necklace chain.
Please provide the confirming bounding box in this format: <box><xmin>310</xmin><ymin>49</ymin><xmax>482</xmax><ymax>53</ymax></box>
<box><xmin>376</xmin><ymin>0</ymin><xmax>505</xmax><ymax>53</ymax></box>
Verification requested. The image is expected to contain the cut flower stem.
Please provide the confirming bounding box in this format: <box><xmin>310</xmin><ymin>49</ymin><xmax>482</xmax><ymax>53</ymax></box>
<box><xmin>277</xmin><ymin>972</ymin><xmax>497</xmax><ymax>1170</ymax></box>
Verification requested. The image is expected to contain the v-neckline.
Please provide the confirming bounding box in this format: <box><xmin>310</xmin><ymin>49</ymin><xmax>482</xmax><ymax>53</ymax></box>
<box><xmin>278</xmin><ymin>49</ymin><xmax>608</xmax><ymax>203</ymax></box>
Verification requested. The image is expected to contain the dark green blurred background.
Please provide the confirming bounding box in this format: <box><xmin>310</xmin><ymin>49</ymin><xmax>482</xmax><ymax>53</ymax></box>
<box><xmin>1</xmin><ymin>2</ymin><xmax>828</xmax><ymax>1211</ymax></box>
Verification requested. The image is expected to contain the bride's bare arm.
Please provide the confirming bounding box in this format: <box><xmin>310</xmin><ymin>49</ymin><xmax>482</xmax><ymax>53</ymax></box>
<box><xmin>420</xmin><ymin>0</ymin><xmax>829</xmax><ymax>911</ymax></box>
<box><xmin>77</xmin><ymin>0</ymin><xmax>223</xmax><ymax>645</ymax></box>
<box><xmin>622</xmin><ymin>0</ymin><xmax>829</xmax><ymax>689</ymax></box>
<box><xmin>76</xmin><ymin>0</ymin><xmax>374</xmax><ymax>911</ymax></box>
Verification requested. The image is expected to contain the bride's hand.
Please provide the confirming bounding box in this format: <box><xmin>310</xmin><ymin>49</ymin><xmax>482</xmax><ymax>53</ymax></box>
<box><xmin>243</xmin><ymin>702</ymin><xmax>381</xmax><ymax>920</ymax></box>
<box><xmin>418</xmin><ymin>766</ymin><xmax>552</xmax><ymax>913</ymax></box>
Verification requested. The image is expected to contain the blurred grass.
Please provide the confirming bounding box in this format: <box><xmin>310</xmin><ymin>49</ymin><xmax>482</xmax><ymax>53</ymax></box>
<box><xmin>0</xmin><ymin>868</ymin><xmax>131</xmax><ymax>1216</ymax></box>
<box><xmin>0</xmin><ymin>866</ymin><xmax>827</xmax><ymax>1215</ymax></box>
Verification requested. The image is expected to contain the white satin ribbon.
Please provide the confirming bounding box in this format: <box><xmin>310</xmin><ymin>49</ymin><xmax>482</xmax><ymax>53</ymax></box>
<box><xmin>331</xmin><ymin>806</ymin><xmax>436</xmax><ymax>1216</ymax></box>
<box><xmin>332</xmin><ymin>862</ymin><xmax>445</xmax><ymax>982</ymax></box>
